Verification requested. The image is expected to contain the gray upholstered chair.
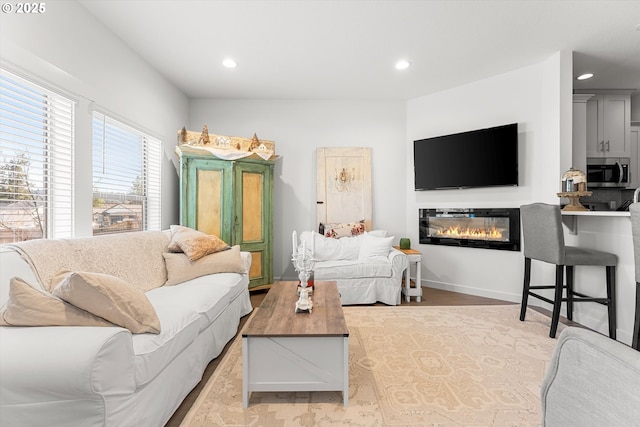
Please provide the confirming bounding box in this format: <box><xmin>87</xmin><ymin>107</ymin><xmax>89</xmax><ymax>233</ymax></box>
<box><xmin>519</xmin><ymin>203</ymin><xmax>617</xmax><ymax>338</ymax></box>
<box><xmin>541</xmin><ymin>327</ymin><xmax>640</xmax><ymax>426</ymax></box>
<box><xmin>630</xmin><ymin>202</ymin><xmax>640</xmax><ymax>350</ymax></box>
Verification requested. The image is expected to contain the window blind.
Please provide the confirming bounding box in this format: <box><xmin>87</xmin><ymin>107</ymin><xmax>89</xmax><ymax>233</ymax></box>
<box><xmin>92</xmin><ymin>112</ymin><xmax>161</xmax><ymax>234</ymax></box>
<box><xmin>0</xmin><ymin>69</ymin><xmax>74</xmax><ymax>243</ymax></box>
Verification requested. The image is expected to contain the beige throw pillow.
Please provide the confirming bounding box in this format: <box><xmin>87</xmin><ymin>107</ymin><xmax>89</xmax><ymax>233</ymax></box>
<box><xmin>163</xmin><ymin>245</ymin><xmax>246</xmax><ymax>286</ymax></box>
<box><xmin>0</xmin><ymin>277</ymin><xmax>113</xmax><ymax>327</ymax></box>
<box><xmin>167</xmin><ymin>224</ymin><xmax>201</xmax><ymax>252</ymax></box>
<box><xmin>168</xmin><ymin>225</ymin><xmax>230</xmax><ymax>261</ymax></box>
<box><xmin>177</xmin><ymin>235</ymin><xmax>229</xmax><ymax>261</ymax></box>
<box><xmin>52</xmin><ymin>271</ymin><xmax>161</xmax><ymax>334</ymax></box>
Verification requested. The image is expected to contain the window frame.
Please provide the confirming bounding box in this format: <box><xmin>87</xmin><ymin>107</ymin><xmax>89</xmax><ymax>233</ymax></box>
<box><xmin>0</xmin><ymin>68</ymin><xmax>75</xmax><ymax>242</ymax></box>
<box><xmin>91</xmin><ymin>111</ymin><xmax>162</xmax><ymax>235</ymax></box>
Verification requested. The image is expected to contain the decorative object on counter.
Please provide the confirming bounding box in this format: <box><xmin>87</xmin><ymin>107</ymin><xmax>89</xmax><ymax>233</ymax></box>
<box><xmin>561</xmin><ymin>167</ymin><xmax>587</xmax><ymax>192</ymax></box>
<box><xmin>558</xmin><ymin>167</ymin><xmax>591</xmax><ymax>211</ymax></box>
<box><xmin>176</xmin><ymin>126</ymin><xmax>278</xmax><ymax>161</ymax></box>
<box><xmin>399</xmin><ymin>237</ymin><xmax>411</xmax><ymax>250</ymax></box>
<box><xmin>556</xmin><ymin>191</ymin><xmax>592</xmax><ymax>211</ymax></box>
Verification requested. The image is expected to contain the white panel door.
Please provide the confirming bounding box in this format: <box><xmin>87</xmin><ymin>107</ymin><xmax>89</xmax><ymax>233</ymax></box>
<box><xmin>316</xmin><ymin>147</ymin><xmax>372</xmax><ymax>231</ymax></box>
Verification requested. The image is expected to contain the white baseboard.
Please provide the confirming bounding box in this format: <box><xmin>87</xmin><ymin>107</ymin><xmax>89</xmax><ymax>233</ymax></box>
<box><xmin>424</xmin><ymin>280</ymin><xmax>521</xmax><ymax>304</ymax></box>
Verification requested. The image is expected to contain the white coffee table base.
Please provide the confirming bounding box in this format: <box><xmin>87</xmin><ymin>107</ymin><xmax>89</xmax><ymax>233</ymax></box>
<box><xmin>243</xmin><ymin>335</ymin><xmax>349</xmax><ymax>408</ymax></box>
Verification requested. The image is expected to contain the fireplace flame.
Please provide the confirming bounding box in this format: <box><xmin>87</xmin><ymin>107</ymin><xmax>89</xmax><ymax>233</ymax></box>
<box><xmin>435</xmin><ymin>225</ymin><xmax>503</xmax><ymax>240</ymax></box>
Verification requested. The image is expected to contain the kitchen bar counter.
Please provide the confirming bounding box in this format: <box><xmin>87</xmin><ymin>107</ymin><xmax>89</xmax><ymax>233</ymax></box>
<box><xmin>561</xmin><ymin>210</ymin><xmax>629</xmax><ymax>235</ymax></box>
<box><xmin>559</xmin><ymin>211</ymin><xmax>635</xmax><ymax>345</ymax></box>
<box><xmin>561</xmin><ymin>210</ymin><xmax>630</xmax><ymax>235</ymax></box>
<box><xmin>561</xmin><ymin>210</ymin><xmax>630</xmax><ymax>217</ymax></box>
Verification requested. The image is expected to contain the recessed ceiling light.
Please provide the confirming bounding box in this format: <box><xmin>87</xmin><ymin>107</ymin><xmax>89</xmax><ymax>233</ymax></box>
<box><xmin>395</xmin><ymin>60</ymin><xmax>411</xmax><ymax>70</ymax></box>
<box><xmin>222</xmin><ymin>58</ymin><xmax>237</xmax><ymax>68</ymax></box>
<box><xmin>577</xmin><ymin>73</ymin><xmax>594</xmax><ymax>80</ymax></box>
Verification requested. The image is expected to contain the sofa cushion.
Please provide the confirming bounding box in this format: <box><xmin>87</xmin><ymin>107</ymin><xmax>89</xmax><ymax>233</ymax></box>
<box><xmin>148</xmin><ymin>271</ymin><xmax>247</xmax><ymax>331</ymax></box>
<box><xmin>308</xmin><ymin>232</ymin><xmax>360</xmax><ymax>261</ymax></box>
<box><xmin>300</xmin><ymin>230</ymin><xmax>388</xmax><ymax>261</ymax></box>
<box><xmin>313</xmin><ymin>259</ymin><xmax>392</xmax><ymax>279</ymax></box>
<box><xmin>52</xmin><ymin>271</ymin><xmax>161</xmax><ymax>334</ymax></box>
<box><xmin>163</xmin><ymin>245</ymin><xmax>246</xmax><ymax>286</ymax></box>
<box><xmin>0</xmin><ymin>277</ymin><xmax>113</xmax><ymax>327</ymax></box>
<box><xmin>358</xmin><ymin>234</ymin><xmax>394</xmax><ymax>262</ymax></box>
<box><xmin>130</xmin><ymin>301</ymin><xmax>201</xmax><ymax>386</ymax></box>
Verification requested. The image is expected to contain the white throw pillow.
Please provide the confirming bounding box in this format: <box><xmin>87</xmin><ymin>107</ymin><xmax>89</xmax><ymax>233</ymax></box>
<box><xmin>298</xmin><ymin>230</ymin><xmax>390</xmax><ymax>261</ymax></box>
<box><xmin>358</xmin><ymin>234</ymin><xmax>394</xmax><ymax>262</ymax></box>
<box><xmin>299</xmin><ymin>231</ymin><xmax>360</xmax><ymax>261</ymax></box>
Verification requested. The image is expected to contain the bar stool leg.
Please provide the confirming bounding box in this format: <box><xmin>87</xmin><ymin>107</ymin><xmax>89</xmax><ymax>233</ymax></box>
<box><xmin>633</xmin><ymin>281</ymin><xmax>639</xmax><ymax>351</ymax></box>
<box><xmin>606</xmin><ymin>266</ymin><xmax>616</xmax><ymax>340</ymax></box>
<box><xmin>550</xmin><ymin>265</ymin><xmax>564</xmax><ymax>338</ymax></box>
<box><xmin>566</xmin><ymin>265</ymin><xmax>574</xmax><ymax>321</ymax></box>
<box><xmin>520</xmin><ymin>257</ymin><xmax>531</xmax><ymax>321</ymax></box>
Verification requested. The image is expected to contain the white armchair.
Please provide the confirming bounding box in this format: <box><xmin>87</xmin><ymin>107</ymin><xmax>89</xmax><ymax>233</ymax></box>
<box><xmin>296</xmin><ymin>230</ymin><xmax>407</xmax><ymax>305</ymax></box>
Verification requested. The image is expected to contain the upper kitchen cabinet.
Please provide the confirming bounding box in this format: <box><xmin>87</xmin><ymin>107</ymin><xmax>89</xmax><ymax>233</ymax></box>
<box><xmin>583</xmin><ymin>91</ymin><xmax>633</xmax><ymax>158</ymax></box>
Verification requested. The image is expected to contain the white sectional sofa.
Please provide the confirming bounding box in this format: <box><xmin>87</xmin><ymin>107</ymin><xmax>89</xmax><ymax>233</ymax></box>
<box><xmin>0</xmin><ymin>230</ymin><xmax>252</xmax><ymax>427</ymax></box>
<box><xmin>297</xmin><ymin>230</ymin><xmax>407</xmax><ymax>305</ymax></box>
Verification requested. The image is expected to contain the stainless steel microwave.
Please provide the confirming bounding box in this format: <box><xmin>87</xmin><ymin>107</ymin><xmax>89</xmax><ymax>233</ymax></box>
<box><xmin>586</xmin><ymin>157</ymin><xmax>630</xmax><ymax>188</ymax></box>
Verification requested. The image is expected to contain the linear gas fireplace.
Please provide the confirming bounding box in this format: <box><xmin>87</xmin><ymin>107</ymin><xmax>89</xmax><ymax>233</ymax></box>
<box><xmin>419</xmin><ymin>208</ymin><xmax>520</xmax><ymax>251</ymax></box>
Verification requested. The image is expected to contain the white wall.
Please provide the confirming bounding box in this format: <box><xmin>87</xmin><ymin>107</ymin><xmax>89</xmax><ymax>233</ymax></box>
<box><xmin>0</xmin><ymin>1</ymin><xmax>188</xmax><ymax>234</ymax></box>
<box><xmin>405</xmin><ymin>52</ymin><xmax>572</xmax><ymax>303</ymax></box>
<box><xmin>189</xmin><ymin>99</ymin><xmax>406</xmax><ymax>279</ymax></box>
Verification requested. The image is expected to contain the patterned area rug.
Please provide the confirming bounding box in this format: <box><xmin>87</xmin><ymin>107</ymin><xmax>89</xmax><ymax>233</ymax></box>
<box><xmin>180</xmin><ymin>305</ymin><xmax>562</xmax><ymax>427</ymax></box>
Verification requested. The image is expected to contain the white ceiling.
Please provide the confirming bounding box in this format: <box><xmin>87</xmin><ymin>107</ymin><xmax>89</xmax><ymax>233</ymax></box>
<box><xmin>79</xmin><ymin>0</ymin><xmax>640</xmax><ymax>100</ymax></box>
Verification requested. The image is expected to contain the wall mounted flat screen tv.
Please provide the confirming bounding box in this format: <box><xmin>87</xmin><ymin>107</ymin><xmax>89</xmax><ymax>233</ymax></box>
<box><xmin>413</xmin><ymin>123</ymin><xmax>518</xmax><ymax>191</ymax></box>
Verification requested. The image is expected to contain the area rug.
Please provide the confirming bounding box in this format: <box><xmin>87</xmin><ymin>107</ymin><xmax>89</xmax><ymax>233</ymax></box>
<box><xmin>180</xmin><ymin>305</ymin><xmax>563</xmax><ymax>427</ymax></box>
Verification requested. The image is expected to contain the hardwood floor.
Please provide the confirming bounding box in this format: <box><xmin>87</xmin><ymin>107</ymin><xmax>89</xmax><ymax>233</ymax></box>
<box><xmin>164</xmin><ymin>285</ymin><xmax>571</xmax><ymax>426</ymax></box>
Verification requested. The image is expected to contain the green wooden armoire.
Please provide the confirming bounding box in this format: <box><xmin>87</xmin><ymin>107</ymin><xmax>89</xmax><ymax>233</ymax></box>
<box><xmin>177</xmin><ymin>146</ymin><xmax>274</xmax><ymax>290</ymax></box>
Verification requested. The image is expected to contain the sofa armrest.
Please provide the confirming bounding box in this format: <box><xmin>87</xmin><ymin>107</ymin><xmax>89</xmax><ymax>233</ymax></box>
<box><xmin>541</xmin><ymin>327</ymin><xmax>640</xmax><ymax>426</ymax></box>
<box><xmin>0</xmin><ymin>326</ymin><xmax>136</xmax><ymax>405</ymax></box>
<box><xmin>240</xmin><ymin>251</ymin><xmax>252</xmax><ymax>274</ymax></box>
<box><xmin>388</xmin><ymin>248</ymin><xmax>408</xmax><ymax>277</ymax></box>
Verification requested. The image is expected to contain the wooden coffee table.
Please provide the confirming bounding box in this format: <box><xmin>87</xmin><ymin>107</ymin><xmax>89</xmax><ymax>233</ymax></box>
<box><xmin>242</xmin><ymin>281</ymin><xmax>349</xmax><ymax>408</ymax></box>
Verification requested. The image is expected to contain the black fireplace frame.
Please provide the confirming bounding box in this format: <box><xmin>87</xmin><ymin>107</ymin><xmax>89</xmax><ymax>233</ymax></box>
<box><xmin>419</xmin><ymin>208</ymin><xmax>520</xmax><ymax>251</ymax></box>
